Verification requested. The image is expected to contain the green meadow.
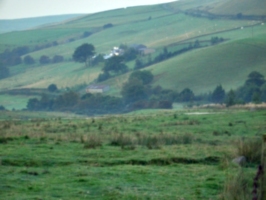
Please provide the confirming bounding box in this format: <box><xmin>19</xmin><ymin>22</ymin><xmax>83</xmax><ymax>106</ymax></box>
<box><xmin>1</xmin><ymin>109</ymin><xmax>265</xmax><ymax>199</ymax></box>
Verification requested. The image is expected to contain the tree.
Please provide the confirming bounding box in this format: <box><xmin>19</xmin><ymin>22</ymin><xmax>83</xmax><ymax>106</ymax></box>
<box><xmin>72</xmin><ymin>43</ymin><xmax>95</xmax><ymax>67</ymax></box>
<box><xmin>103</xmin><ymin>56</ymin><xmax>128</xmax><ymax>74</ymax></box>
<box><xmin>245</xmin><ymin>71</ymin><xmax>265</xmax><ymax>87</ymax></box>
<box><xmin>179</xmin><ymin>88</ymin><xmax>195</xmax><ymax>102</ymax></box>
<box><xmin>27</xmin><ymin>98</ymin><xmax>40</xmax><ymax>110</ymax></box>
<box><xmin>129</xmin><ymin>70</ymin><xmax>154</xmax><ymax>85</ymax></box>
<box><xmin>103</xmin><ymin>23</ymin><xmax>113</xmax><ymax>29</ymax></box>
<box><xmin>53</xmin><ymin>91</ymin><xmax>79</xmax><ymax>110</ymax></box>
<box><xmin>83</xmin><ymin>31</ymin><xmax>92</xmax><ymax>38</ymax></box>
<box><xmin>212</xmin><ymin>85</ymin><xmax>225</xmax><ymax>103</ymax></box>
<box><xmin>48</xmin><ymin>84</ymin><xmax>58</xmax><ymax>92</ymax></box>
<box><xmin>24</xmin><ymin>55</ymin><xmax>35</xmax><ymax>65</ymax></box>
<box><xmin>0</xmin><ymin>105</ymin><xmax>6</xmax><ymax>110</ymax></box>
<box><xmin>121</xmin><ymin>78</ymin><xmax>148</xmax><ymax>104</ymax></box>
<box><xmin>261</xmin><ymin>83</ymin><xmax>266</xmax><ymax>102</ymax></box>
<box><xmin>134</xmin><ymin>59</ymin><xmax>143</xmax><ymax>70</ymax></box>
<box><xmin>225</xmin><ymin>89</ymin><xmax>236</xmax><ymax>107</ymax></box>
<box><xmin>97</xmin><ymin>72</ymin><xmax>110</xmax><ymax>82</ymax></box>
<box><xmin>39</xmin><ymin>55</ymin><xmax>51</xmax><ymax>64</ymax></box>
<box><xmin>0</xmin><ymin>62</ymin><xmax>9</xmax><ymax>79</ymax></box>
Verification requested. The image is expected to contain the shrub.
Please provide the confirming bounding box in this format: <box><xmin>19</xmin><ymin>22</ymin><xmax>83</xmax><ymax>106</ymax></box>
<box><xmin>48</xmin><ymin>84</ymin><xmax>58</xmax><ymax>92</ymax></box>
<box><xmin>39</xmin><ymin>55</ymin><xmax>50</xmax><ymax>64</ymax></box>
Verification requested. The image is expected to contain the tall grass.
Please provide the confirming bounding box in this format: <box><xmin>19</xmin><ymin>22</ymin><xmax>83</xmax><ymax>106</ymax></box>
<box><xmin>235</xmin><ymin>138</ymin><xmax>262</xmax><ymax>163</ymax></box>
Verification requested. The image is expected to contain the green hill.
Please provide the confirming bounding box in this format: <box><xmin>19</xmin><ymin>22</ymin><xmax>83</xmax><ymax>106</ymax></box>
<box><xmin>208</xmin><ymin>0</ymin><xmax>266</xmax><ymax>16</ymax></box>
<box><xmin>0</xmin><ymin>14</ymin><xmax>84</xmax><ymax>34</ymax></box>
<box><xmin>0</xmin><ymin>0</ymin><xmax>266</xmax><ymax>109</ymax></box>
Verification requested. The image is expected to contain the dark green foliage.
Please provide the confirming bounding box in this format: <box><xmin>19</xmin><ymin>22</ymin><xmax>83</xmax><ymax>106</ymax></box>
<box><xmin>91</xmin><ymin>54</ymin><xmax>104</xmax><ymax>66</ymax></box>
<box><xmin>47</xmin><ymin>84</ymin><xmax>58</xmax><ymax>92</ymax></box>
<box><xmin>53</xmin><ymin>91</ymin><xmax>79</xmax><ymax>110</ymax></box>
<box><xmin>179</xmin><ymin>88</ymin><xmax>195</xmax><ymax>102</ymax></box>
<box><xmin>193</xmin><ymin>40</ymin><xmax>200</xmax><ymax>48</ymax></box>
<box><xmin>39</xmin><ymin>55</ymin><xmax>51</xmax><ymax>64</ymax></box>
<box><xmin>122</xmin><ymin>47</ymin><xmax>139</xmax><ymax>61</ymax></box>
<box><xmin>134</xmin><ymin>58</ymin><xmax>144</xmax><ymax>70</ymax></box>
<box><xmin>225</xmin><ymin>90</ymin><xmax>236</xmax><ymax>107</ymax></box>
<box><xmin>27</xmin><ymin>98</ymin><xmax>40</xmax><ymax>110</ymax></box>
<box><xmin>83</xmin><ymin>31</ymin><xmax>92</xmax><ymax>38</ymax></box>
<box><xmin>245</xmin><ymin>71</ymin><xmax>265</xmax><ymax>87</ymax></box>
<box><xmin>121</xmin><ymin>78</ymin><xmax>148</xmax><ymax>104</ymax></box>
<box><xmin>103</xmin><ymin>23</ymin><xmax>113</xmax><ymax>29</ymax></box>
<box><xmin>0</xmin><ymin>105</ymin><xmax>6</xmax><ymax>110</ymax></box>
<box><xmin>97</xmin><ymin>71</ymin><xmax>110</xmax><ymax>82</ymax></box>
<box><xmin>23</xmin><ymin>55</ymin><xmax>35</xmax><ymax>65</ymax></box>
<box><xmin>129</xmin><ymin>70</ymin><xmax>154</xmax><ymax>85</ymax></box>
<box><xmin>52</xmin><ymin>55</ymin><xmax>64</xmax><ymax>63</ymax></box>
<box><xmin>211</xmin><ymin>37</ymin><xmax>224</xmax><ymax>45</ymax></box>
<box><xmin>0</xmin><ymin>46</ymin><xmax>29</xmax><ymax>66</ymax></box>
<box><xmin>72</xmin><ymin>43</ymin><xmax>95</xmax><ymax>67</ymax></box>
<box><xmin>261</xmin><ymin>83</ymin><xmax>266</xmax><ymax>101</ymax></box>
<box><xmin>103</xmin><ymin>56</ymin><xmax>128</xmax><ymax>74</ymax></box>
<box><xmin>76</xmin><ymin>94</ymin><xmax>124</xmax><ymax>115</ymax></box>
<box><xmin>212</xmin><ymin>85</ymin><xmax>225</xmax><ymax>103</ymax></box>
<box><xmin>0</xmin><ymin>62</ymin><xmax>9</xmax><ymax>79</ymax></box>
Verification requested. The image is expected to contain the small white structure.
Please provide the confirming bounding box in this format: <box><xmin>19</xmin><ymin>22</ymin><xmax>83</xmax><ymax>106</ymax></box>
<box><xmin>104</xmin><ymin>47</ymin><xmax>124</xmax><ymax>60</ymax></box>
<box><xmin>86</xmin><ymin>85</ymin><xmax>110</xmax><ymax>93</ymax></box>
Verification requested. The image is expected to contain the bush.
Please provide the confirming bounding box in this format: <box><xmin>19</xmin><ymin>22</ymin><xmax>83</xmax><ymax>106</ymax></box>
<box><xmin>103</xmin><ymin>23</ymin><xmax>113</xmax><ymax>29</ymax></box>
<box><xmin>39</xmin><ymin>55</ymin><xmax>50</xmax><ymax>64</ymax></box>
<box><xmin>24</xmin><ymin>55</ymin><xmax>35</xmax><ymax>65</ymax></box>
<box><xmin>48</xmin><ymin>84</ymin><xmax>58</xmax><ymax>92</ymax></box>
<box><xmin>0</xmin><ymin>105</ymin><xmax>6</xmax><ymax>110</ymax></box>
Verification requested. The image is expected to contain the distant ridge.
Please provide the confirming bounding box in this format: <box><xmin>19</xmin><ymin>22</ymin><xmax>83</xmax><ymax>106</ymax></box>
<box><xmin>0</xmin><ymin>14</ymin><xmax>86</xmax><ymax>33</ymax></box>
<box><xmin>208</xmin><ymin>0</ymin><xmax>266</xmax><ymax>16</ymax></box>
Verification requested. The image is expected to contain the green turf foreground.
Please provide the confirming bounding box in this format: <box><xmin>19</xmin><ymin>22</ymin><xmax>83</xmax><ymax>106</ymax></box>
<box><xmin>0</xmin><ymin>108</ymin><xmax>265</xmax><ymax>199</ymax></box>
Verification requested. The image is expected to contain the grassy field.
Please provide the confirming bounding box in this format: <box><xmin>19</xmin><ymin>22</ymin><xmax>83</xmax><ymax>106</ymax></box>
<box><xmin>1</xmin><ymin>108</ymin><xmax>265</xmax><ymax>199</ymax></box>
<box><xmin>207</xmin><ymin>0</ymin><xmax>266</xmax><ymax>16</ymax></box>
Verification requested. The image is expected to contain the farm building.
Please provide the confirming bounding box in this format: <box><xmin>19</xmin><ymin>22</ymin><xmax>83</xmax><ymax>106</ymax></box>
<box><xmin>104</xmin><ymin>47</ymin><xmax>124</xmax><ymax>59</ymax></box>
<box><xmin>130</xmin><ymin>44</ymin><xmax>155</xmax><ymax>55</ymax></box>
<box><xmin>86</xmin><ymin>85</ymin><xmax>110</xmax><ymax>93</ymax></box>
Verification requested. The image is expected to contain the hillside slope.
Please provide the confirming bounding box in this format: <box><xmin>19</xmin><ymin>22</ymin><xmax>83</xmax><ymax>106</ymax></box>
<box><xmin>0</xmin><ymin>14</ymin><xmax>84</xmax><ymax>34</ymax></box>
<box><xmin>0</xmin><ymin>0</ymin><xmax>266</xmax><ymax>109</ymax></box>
<box><xmin>208</xmin><ymin>0</ymin><xmax>266</xmax><ymax>16</ymax></box>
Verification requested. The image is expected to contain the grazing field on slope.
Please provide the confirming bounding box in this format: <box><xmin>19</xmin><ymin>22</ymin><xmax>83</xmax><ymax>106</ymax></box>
<box><xmin>26</xmin><ymin>13</ymin><xmax>252</xmax><ymax>60</ymax></box>
<box><xmin>0</xmin><ymin>94</ymin><xmax>38</xmax><ymax>110</ymax></box>
<box><xmin>1</xmin><ymin>109</ymin><xmax>265</xmax><ymax>199</ymax></box>
<box><xmin>0</xmin><ymin>62</ymin><xmax>101</xmax><ymax>91</ymax></box>
<box><xmin>147</xmin><ymin>35</ymin><xmax>266</xmax><ymax>94</ymax></box>
<box><xmin>208</xmin><ymin>0</ymin><xmax>266</xmax><ymax>16</ymax></box>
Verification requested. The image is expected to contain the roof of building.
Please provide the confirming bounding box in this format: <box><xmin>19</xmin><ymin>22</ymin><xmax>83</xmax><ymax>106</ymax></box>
<box><xmin>87</xmin><ymin>85</ymin><xmax>109</xmax><ymax>90</ymax></box>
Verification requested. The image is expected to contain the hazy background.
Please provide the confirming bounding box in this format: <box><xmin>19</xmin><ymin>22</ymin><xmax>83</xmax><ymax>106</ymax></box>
<box><xmin>0</xmin><ymin>0</ymin><xmax>176</xmax><ymax>19</ymax></box>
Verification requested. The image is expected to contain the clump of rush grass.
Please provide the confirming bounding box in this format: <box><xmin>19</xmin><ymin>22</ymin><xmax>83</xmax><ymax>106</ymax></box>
<box><xmin>83</xmin><ymin>134</ymin><xmax>102</xmax><ymax>149</ymax></box>
<box><xmin>220</xmin><ymin>171</ymin><xmax>252</xmax><ymax>200</ymax></box>
<box><xmin>235</xmin><ymin>138</ymin><xmax>262</xmax><ymax>163</ymax></box>
<box><xmin>109</xmin><ymin>133</ymin><xmax>135</xmax><ymax>150</ymax></box>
